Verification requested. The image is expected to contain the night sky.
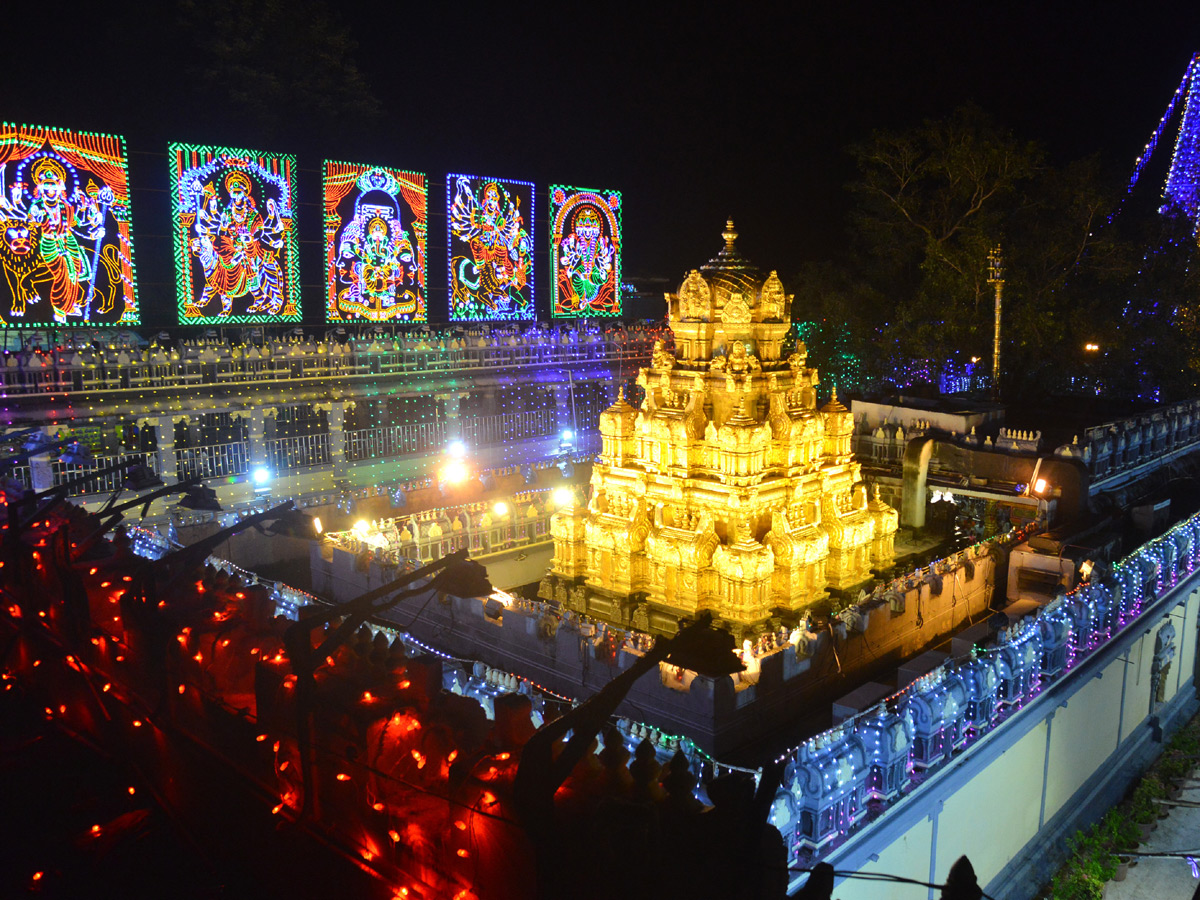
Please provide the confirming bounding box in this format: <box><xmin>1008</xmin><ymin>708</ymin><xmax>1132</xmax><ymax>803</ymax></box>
<box><xmin>7</xmin><ymin>2</ymin><xmax>1200</xmax><ymax>315</ymax></box>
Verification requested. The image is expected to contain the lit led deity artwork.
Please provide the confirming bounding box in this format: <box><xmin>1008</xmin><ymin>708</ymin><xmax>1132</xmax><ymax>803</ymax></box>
<box><xmin>0</xmin><ymin>123</ymin><xmax>139</xmax><ymax>326</ymax></box>
<box><xmin>550</xmin><ymin>185</ymin><xmax>621</xmax><ymax>318</ymax></box>
<box><xmin>169</xmin><ymin>143</ymin><xmax>299</xmax><ymax>324</ymax></box>
<box><xmin>447</xmin><ymin>174</ymin><xmax>534</xmax><ymax>321</ymax></box>
<box><xmin>324</xmin><ymin>162</ymin><xmax>426</xmax><ymax>322</ymax></box>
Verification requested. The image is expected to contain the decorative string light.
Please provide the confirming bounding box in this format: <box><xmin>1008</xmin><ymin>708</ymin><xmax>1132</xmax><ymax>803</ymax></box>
<box><xmin>324</xmin><ymin>161</ymin><xmax>428</xmax><ymax>323</ymax></box>
<box><xmin>167</xmin><ymin>142</ymin><xmax>300</xmax><ymax>324</ymax></box>
<box><xmin>549</xmin><ymin>185</ymin><xmax>622</xmax><ymax>318</ymax></box>
<box><xmin>0</xmin><ymin>122</ymin><xmax>141</xmax><ymax>326</ymax></box>
<box><xmin>446</xmin><ymin>174</ymin><xmax>535</xmax><ymax>322</ymax></box>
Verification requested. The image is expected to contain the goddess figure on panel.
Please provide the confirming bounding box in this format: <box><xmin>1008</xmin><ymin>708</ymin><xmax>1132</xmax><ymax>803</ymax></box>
<box><xmin>0</xmin><ymin>150</ymin><xmax>126</xmax><ymax>323</ymax></box>
<box><xmin>185</xmin><ymin>169</ymin><xmax>288</xmax><ymax>318</ymax></box>
<box><xmin>557</xmin><ymin>205</ymin><xmax>614</xmax><ymax>313</ymax></box>
<box><xmin>448</xmin><ymin>176</ymin><xmax>532</xmax><ymax>320</ymax></box>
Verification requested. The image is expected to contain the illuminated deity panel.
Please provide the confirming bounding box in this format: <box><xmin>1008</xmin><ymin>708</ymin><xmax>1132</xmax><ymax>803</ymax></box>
<box><xmin>324</xmin><ymin>162</ymin><xmax>427</xmax><ymax>323</ymax></box>
<box><xmin>169</xmin><ymin>143</ymin><xmax>300</xmax><ymax>324</ymax></box>
<box><xmin>550</xmin><ymin>185</ymin><xmax>621</xmax><ymax>318</ymax></box>
<box><xmin>447</xmin><ymin>174</ymin><xmax>534</xmax><ymax>321</ymax></box>
<box><xmin>0</xmin><ymin>123</ymin><xmax>139</xmax><ymax>326</ymax></box>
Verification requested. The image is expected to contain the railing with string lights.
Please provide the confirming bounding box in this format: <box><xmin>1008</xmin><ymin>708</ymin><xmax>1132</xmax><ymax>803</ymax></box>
<box><xmin>174</xmin><ymin>441</ymin><xmax>251</xmax><ymax>480</ymax></box>
<box><xmin>264</xmin><ymin>433</ymin><xmax>333</xmax><ymax>471</ymax></box>
<box><xmin>1070</xmin><ymin>397</ymin><xmax>1200</xmax><ymax>481</ymax></box>
<box><xmin>0</xmin><ymin>329</ymin><xmax>658</xmax><ymax>398</ymax></box>
<box><xmin>460</xmin><ymin>409</ymin><xmax>557</xmax><ymax>447</ymax></box>
<box><xmin>345</xmin><ymin>421</ymin><xmax>446</xmax><ymax>461</ymax></box>
<box><xmin>51</xmin><ymin>452</ymin><xmax>161</xmax><ymax>496</ymax></box>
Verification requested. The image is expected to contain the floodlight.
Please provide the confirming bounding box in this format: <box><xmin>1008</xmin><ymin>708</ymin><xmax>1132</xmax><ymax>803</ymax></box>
<box><xmin>59</xmin><ymin>442</ymin><xmax>94</xmax><ymax>466</ymax></box>
<box><xmin>561</xmin><ymin>429</ymin><xmax>574</xmax><ymax>443</ymax></box>
<box><xmin>124</xmin><ymin>463</ymin><xmax>164</xmax><ymax>491</ymax></box>
<box><xmin>447</xmin><ymin>440</ymin><xmax>467</xmax><ymax>458</ymax></box>
<box><xmin>252</xmin><ymin>467</ymin><xmax>272</xmax><ymax>486</ymax></box>
<box><xmin>492</xmin><ymin>501</ymin><xmax>509</xmax><ymax>517</ymax></box>
<box><xmin>552</xmin><ymin>487</ymin><xmax>574</xmax><ymax>507</ymax></box>
<box><xmin>1034</xmin><ymin>478</ymin><xmax>1047</xmax><ymax>495</ymax></box>
<box><xmin>267</xmin><ymin>508</ymin><xmax>322</xmax><ymax>539</ymax></box>
<box><xmin>23</xmin><ymin>432</ymin><xmax>56</xmax><ymax>453</ymax></box>
<box><xmin>178</xmin><ymin>484</ymin><xmax>222</xmax><ymax>511</ymax></box>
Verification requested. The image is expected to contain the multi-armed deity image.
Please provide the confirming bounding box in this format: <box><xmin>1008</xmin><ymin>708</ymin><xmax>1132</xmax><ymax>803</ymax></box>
<box><xmin>324</xmin><ymin>162</ymin><xmax>427</xmax><ymax>322</ymax></box>
<box><xmin>0</xmin><ymin>123</ymin><xmax>140</xmax><ymax>326</ymax></box>
<box><xmin>170</xmin><ymin>144</ymin><xmax>300</xmax><ymax>324</ymax></box>
<box><xmin>550</xmin><ymin>184</ymin><xmax>622</xmax><ymax>317</ymax></box>
<box><xmin>543</xmin><ymin>222</ymin><xmax>897</xmax><ymax>636</ymax></box>
<box><xmin>447</xmin><ymin>175</ymin><xmax>534</xmax><ymax>321</ymax></box>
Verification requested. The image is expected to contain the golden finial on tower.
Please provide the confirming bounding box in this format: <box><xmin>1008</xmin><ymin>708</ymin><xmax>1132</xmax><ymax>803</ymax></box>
<box><xmin>722</xmin><ymin>219</ymin><xmax>738</xmax><ymax>250</ymax></box>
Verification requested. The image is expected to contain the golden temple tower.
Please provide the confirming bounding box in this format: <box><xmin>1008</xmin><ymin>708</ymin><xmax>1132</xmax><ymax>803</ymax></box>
<box><xmin>541</xmin><ymin>222</ymin><xmax>897</xmax><ymax>636</ymax></box>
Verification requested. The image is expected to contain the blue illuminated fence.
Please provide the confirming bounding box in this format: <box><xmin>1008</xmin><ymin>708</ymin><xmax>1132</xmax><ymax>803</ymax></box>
<box><xmin>766</xmin><ymin>510</ymin><xmax>1200</xmax><ymax>862</ymax></box>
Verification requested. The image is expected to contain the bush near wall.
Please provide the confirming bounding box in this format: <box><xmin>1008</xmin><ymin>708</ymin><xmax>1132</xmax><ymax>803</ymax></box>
<box><xmin>1045</xmin><ymin>715</ymin><xmax>1200</xmax><ymax>899</ymax></box>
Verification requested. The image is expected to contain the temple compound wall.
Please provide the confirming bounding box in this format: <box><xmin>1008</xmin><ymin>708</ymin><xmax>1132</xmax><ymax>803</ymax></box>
<box><xmin>313</xmin><ymin>535</ymin><xmax>1001</xmax><ymax>756</ymax></box>
<box><xmin>784</xmin><ymin>520</ymin><xmax>1200</xmax><ymax>899</ymax></box>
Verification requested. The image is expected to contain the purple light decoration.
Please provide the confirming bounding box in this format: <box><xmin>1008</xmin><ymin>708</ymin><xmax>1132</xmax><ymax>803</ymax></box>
<box><xmin>1163</xmin><ymin>53</ymin><xmax>1200</xmax><ymax>223</ymax></box>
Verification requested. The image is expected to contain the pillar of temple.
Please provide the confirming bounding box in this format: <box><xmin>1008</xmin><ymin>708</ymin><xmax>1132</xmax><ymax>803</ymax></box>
<box><xmin>553</xmin><ymin>382</ymin><xmax>576</xmax><ymax>436</ymax></box>
<box><xmin>28</xmin><ymin>425</ymin><xmax>58</xmax><ymax>493</ymax></box>
<box><xmin>440</xmin><ymin>393</ymin><xmax>462</xmax><ymax>444</ymax></box>
<box><xmin>327</xmin><ymin>401</ymin><xmax>347</xmax><ymax>479</ymax></box>
<box><xmin>151</xmin><ymin>415</ymin><xmax>176</xmax><ymax>485</ymax></box>
<box><xmin>248</xmin><ymin>407</ymin><xmax>271</xmax><ymax>474</ymax></box>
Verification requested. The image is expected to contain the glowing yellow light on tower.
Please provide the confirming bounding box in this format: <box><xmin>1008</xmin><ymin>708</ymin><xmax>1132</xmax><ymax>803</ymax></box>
<box><xmin>552</xmin><ymin>487</ymin><xmax>574</xmax><ymax>507</ymax></box>
<box><xmin>492</xmin><ymin>501</ymin><xmax>509</xmax><ymax>516</ymax></box>
<box><xmin>312</xmin><ymin>516</ymin><xmax>323</xmax><ymax>535</ymax></box>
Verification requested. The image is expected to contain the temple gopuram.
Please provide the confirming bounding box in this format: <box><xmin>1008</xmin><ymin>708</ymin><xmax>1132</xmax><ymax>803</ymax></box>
<box><xmin>542</xmin><ymin>222</ymin><xmax>898</xmax><ymax>637</ymax></box>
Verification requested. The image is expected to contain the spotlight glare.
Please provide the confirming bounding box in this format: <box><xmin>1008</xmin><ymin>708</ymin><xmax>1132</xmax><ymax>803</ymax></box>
<box><xmin>441</xmin><ymin>460</ymin><xmax>469</xmax><ymax>485</ymax></box>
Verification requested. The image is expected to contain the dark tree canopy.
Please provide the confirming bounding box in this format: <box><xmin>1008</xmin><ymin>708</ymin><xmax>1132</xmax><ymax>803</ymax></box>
<box><xmin>177</xmin><ymin>0</ymin><xmax>382</xmax><ymax>144</ymax></box>
<box><xmin>795</xmin><ymin>105</ymin><xmax>1197</xmax><ymax>401</ymax></box>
